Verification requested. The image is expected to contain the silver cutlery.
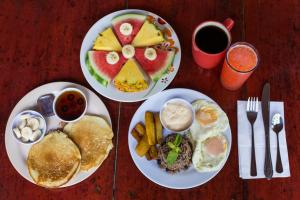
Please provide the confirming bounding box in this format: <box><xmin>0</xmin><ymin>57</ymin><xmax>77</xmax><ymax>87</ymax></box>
<box><xmin>262</xmin><ymin>83</ymin><xmax>273</xmax><ymax>179</ymax></box>
<box><xmin>246</xmin><ymin>97</ymin><xmax>258</xmax><ymax>176</ymax></box>
<box><xmin>272</xmin><ymin>113</ymin><xmax>284</xmax><ymax>173</ymax></box>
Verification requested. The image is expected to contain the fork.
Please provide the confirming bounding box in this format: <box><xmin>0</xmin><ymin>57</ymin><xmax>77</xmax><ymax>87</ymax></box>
<box><xmin>247</xmin><ymin>97</ymin><xmax>258</xmax><ymax>176</ymax></box>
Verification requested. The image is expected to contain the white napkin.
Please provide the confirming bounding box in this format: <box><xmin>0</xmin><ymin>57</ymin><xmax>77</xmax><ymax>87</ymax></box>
<box><xmin>237</xmin><ymin>101</ymin><xmax>291</xmax><ymax>179</ymax></box>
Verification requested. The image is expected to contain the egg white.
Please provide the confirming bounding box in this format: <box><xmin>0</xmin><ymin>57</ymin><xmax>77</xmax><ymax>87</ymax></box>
<box><xmin>192</xmin><ymin>131</ymin><xmax>228</xmax><ymax>172</ymax></box>
<box><xmin>190</xmin><ymin>99</ymin><xmax>229</xmax><ymax>141</ymax></box>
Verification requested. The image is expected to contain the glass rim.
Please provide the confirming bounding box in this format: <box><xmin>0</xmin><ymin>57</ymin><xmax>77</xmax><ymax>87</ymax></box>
<box><xmin>225</xmin><ymin>42</ymin><xmax>260</xmax><ymax>73</ymax></box>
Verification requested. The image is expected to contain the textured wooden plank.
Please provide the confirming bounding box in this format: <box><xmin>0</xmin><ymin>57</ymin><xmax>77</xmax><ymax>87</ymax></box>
<box><xmin>244</xmin><ymin>0</ymin><xmax>300</xmax><ymax>199</ymax></box>
<box><xmin>115</xmin><ymin>1</ymin><xmax>244</xmax><ymax>199</ymax></box>
<box><xmin>0</xmin><ymin>0</ymin><xmax>124</xmax><ymax>199</ymax></box>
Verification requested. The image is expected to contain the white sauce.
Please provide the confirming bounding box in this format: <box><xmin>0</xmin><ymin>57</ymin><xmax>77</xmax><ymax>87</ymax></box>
<box><xmin>161</xmin><ymin>102</ymin><xmax>193</xmax><ymax>131</ymax></box>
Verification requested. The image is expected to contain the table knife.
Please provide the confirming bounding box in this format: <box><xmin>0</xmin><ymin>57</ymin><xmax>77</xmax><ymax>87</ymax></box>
<box><xmin>262</xmin><ymin>83</ymin><xmax>273</xmax><ymax>179</ymax></box>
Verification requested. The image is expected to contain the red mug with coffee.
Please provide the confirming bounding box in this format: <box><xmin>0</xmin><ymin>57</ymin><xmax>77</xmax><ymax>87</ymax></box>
<box><xmin>192</xmin><ymin>18</ymin><xmax>234</xmax><ymax>69</ymax></box>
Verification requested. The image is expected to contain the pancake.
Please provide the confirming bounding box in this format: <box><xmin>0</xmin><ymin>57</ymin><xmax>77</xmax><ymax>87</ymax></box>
<box><xmin>63</xmin><ymin>115</ymin><xmax>114</xmax><ymax>171</ymax></box>
<box><xmin>27</xmin><ymin>131</ymin><xmax>81</xmax><ymax>188</ymax></box>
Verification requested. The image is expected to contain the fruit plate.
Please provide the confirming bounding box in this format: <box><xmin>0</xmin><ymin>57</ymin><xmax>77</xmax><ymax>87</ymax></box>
<box><xmin>5</xmin><ymin>82</ymin><xmax>112</xmax><ymax>187</ymax></box>
<box><xmin>128</xmin><ymin>88</ymin><xmax>232</xmax><ymax>189</ymax></box>
<box><xmin>80</xmin><ymin>9</ymin><xmax>181</xmax><ymax>102</ymax></box>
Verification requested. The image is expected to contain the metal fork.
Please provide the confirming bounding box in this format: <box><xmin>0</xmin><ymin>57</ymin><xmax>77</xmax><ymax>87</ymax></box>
<box><xmin>247</xmin><ymin>97</ymin><xmax>259</xmax><ymax>176</ymax></box>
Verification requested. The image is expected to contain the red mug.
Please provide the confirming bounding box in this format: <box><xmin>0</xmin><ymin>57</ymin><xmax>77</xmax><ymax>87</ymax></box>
<box><xmin>192</xmin><ymin>18</ymin><xmax>234</xmax><ymax>69</ymax></box>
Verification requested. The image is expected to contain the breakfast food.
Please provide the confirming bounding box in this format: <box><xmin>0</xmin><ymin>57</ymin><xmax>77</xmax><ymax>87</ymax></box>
<box><xmin>135</xmin><ymin>47</ymin><xmax>175</xmax><ymax>82</ymax></box>
<box><xmin>93</xmin><ymin>28</ymin><xmax>122</xmax><ymax>51</ymax></box>
<box><xmin>27</xmin><ymin>131</ymin><xmax>81</xmax><ymax>188</ymax></box>
<box><xmin>131</xmin><ymin>98</ymin><xmax>230</xmax><ymax>176</ymax></box>
<box><xmin>190</xmin><ymin>99</ymin><xmax>229</xmax><ymax>141</ymax></box>
<box><xmin>86</xmin><ymin>50</ymin><xmax>126</xmax><ymax>86</ymax></box>
<box><xmin>112</xmin><ymin>14</ymin><xmax>146</xmax><ymax>45</ymax></box>
<box><xmin>63</xmin><ymin>115</ymin><xmax>114</xmax><ymax>171</ymax></box>
<box><xmin>86</xmin><ymin>13</ymin><xmax>177</xmax><ymax>93</ymax></box>
<box><xmin>131</xmin><ymin>20</ymin><xmax>165</xmax><ymax>47</ymax></box>
<box><xmin>160</xmin><ymin>100</ymin><xmax>193</xmax><ymax>132</ymax></box>
<box><xmin>157</xmin><ymin>134</ymin><xmax>193</xmax><ymax>173</ymax></box>
<box><xmin>145</xmin><ymin>111</ymin><xmax>156</xmax><ymax>145</ymax></box>
<box><xmin>192</xmin><ymin>132</ymin><xmax>228</xmax><ymax>172</ymax></box>
<box><xmin>132</xmin><ymin>112</ymin><xmax>162</xmax><ymax>160</ymax></box>
<box><xmin>114</xmin><ymin>59</ymin><xmax>149</xmax><ymax>92</ymax></box>
<box><xmin>13</xmin><ymin>113</ymin><xmax>45</xmax><ymax>142</ymax></box>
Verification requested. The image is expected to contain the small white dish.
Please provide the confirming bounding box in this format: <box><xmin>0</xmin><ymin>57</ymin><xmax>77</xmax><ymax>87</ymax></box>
<box><xmin>159</xmin><ymin>98</ymin><xmax>195</xmax><ymax>133</ymax></box>
<box><xmin>52</xmin><ymin>87</ymin><xmax>87</xmax><ymax>123</ymax></box>
<box><xmin>12</xmin><ymin>110</ymin><xmax>46</xmax><ymax>144</ymax></box>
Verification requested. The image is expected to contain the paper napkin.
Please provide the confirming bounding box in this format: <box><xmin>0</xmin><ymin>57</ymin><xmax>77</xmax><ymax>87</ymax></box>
<box><xmin>237</xmin><ymin>101</ymin><xmax>290</xmax><ymax>179</ymax></box>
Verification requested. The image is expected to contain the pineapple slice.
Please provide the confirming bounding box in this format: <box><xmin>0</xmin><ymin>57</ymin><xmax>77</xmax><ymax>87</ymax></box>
<box><xmin>93</xmin><ymin>28</ymin><xmax>122</xmax><ymax>51</ymax></box>
<box><xmin>132</xmin><ymin>20</ymin><xmax>165</xmax><ymax>47</ymax></box>
<box><xmin>114</xmin><ymin>59</ymin><xmax>149</xmax><ymax>92</ymax></box>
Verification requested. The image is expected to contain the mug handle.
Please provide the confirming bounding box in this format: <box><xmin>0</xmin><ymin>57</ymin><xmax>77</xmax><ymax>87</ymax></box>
<box><xmin>223</xmin><ymin>18</ymin><xmax>234</xmax><ymax>31</ymax></box>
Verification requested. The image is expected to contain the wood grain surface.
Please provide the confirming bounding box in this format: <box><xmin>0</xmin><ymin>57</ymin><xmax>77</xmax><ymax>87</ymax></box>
<box><xmin>0</xmin><ymin>0</ymin><xmax>299</xmax><ymax>199</ymax></box>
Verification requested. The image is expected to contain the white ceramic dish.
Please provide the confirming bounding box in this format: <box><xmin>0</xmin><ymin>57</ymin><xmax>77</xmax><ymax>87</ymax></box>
<box><xmin>52</xmin><ymin>87</ymin><xmax>88</xmax><ymax>123</ymax></box>
<box><xmin>5</xmin><ymin>82</ymin><xmax>112</xmax><ymax>188</ymax></box>
<box><xmin>159</xmin><ymin>98</ymin><xmax>195</xmax><ymax>133</ymax></box>
<box><xmin>128</xmin><ymin>88</ymin><xmax>232</xmax><ymax>189</ymax></box>
<box><xmin>12</xmin><ymin>110</ymin><xmax>46</xmax><ymax>144</ymax></box>
<box><xmin>80</xmin><ymin>9</ymin><xmax>181</xmax><ymax>102</ymax></box>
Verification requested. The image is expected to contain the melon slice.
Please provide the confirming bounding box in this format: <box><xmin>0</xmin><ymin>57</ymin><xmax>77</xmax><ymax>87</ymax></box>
<box><xmin>132</xmin><ymin>20</ymin><xmax>165</xmax><ymax>47</ymax></box>
<box><xmin>135</xmin><ymin>47</ymin><xmax>175</xmax><ymax>82</ymax></box>
<box><xmin>93</xmin><ymin>28</ymin><xmax>122</xmax><ymax>51</ymax></box>
<box><xmin>114</xmin><ymin>59</ymin><xmax>149</xmax><ymax>92</ymax></box>
<box><xmin>112</xmin><ymin>14</ymin><xmax>146</xmax><ymax>46</ymax></box>
<box><xmin>86</xmin><ymin>51</ymin><xmax>126</xmax><ymax>87</ymax></box>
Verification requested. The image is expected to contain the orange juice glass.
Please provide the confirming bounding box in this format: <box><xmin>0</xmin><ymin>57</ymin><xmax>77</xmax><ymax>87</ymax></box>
<box><xmin>220</xmin><ymin>42</ymin><xmax>259</xmax><ymax>90</ymax></box>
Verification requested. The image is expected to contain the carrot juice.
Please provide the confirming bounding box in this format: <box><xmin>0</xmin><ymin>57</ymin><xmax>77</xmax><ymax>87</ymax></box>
<box><xmin>220</xmin><ymin>42</ymin><xmax>259</xmax><ymax>90</ymax></box>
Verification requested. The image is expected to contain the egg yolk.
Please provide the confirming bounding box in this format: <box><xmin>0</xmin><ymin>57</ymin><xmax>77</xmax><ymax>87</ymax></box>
<box><xmin>203</xmin><ymin>136</ymin><xmax>226</xmax><ymax>157</ymax></box>
<box><xmin>196</xmin><ymin>107</ymin><xmax>218</xmax><ymax>127</ymax></box>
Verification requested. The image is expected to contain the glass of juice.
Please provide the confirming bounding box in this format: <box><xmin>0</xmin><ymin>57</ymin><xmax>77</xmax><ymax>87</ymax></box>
<box><xmin>220</xmin><ymin>42</ymin><xmax>259</xmax><ymax>90</ymax></box>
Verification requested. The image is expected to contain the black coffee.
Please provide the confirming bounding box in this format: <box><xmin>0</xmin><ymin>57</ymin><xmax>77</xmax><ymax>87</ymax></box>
<box><xmin>195</xmin><ymin>25</ymin><xmax>228</xmax><ymax>54</ymax></box>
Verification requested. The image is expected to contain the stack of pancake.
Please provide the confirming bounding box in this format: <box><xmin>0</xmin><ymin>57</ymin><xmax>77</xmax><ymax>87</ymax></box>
<box><xmin>27</xmin><ymin>115</ymin><xmax>113</xmax><ymax>188</ymax></box>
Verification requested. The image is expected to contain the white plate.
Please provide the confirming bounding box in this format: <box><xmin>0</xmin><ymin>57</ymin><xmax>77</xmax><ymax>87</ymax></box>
<box><xmin>5</xmin><ymin>82</ymin><xmax>112</xmax><ymax>187</ymax></box>
<box><xmin>128</xmin><ymin>88</ymin><xmax>232</xmax><ymax>189</ymax></box>
<box><xmin>80</xmin><ymin>9</ymin><xmax>181</xmax><ymax>102</ymax></box>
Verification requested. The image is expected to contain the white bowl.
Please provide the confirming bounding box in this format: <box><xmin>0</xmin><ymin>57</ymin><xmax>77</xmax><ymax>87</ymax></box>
<box><xmin>159</xmin><ymin>98</ymin><xmax>195</xmax><ymax>133</ymax></box>
<box><xmin>11</xmin><ymin>110</ymin><xmax>47</xmax><ymax>145</ymax></box>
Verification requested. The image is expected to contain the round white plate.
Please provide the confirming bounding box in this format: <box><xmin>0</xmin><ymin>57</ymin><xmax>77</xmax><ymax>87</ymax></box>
<box><xmin>5</xmin><ymin>82</ymin><xmax>112</xmax><ymax>187</ymax></box>
<box><xmin>128</xmin><ymin>88</ymin><xmax>232</xmax><ymax>189</ymax></box>
<box><xmin>80</xmin><ymin>9</ymin><xmax>181</xmax><ymax>102</ymax></box>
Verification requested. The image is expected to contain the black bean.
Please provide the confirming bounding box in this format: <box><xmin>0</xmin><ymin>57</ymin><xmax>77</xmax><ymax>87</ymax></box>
<box><xmin>67</xmin><ymin>94</ymin><xmax>75</xmax><ymax>101</ymax></box>
<box><xmin>61</xmin><ymin>105</ymin><xmax>68</xmax><ymax>112</ymax></box>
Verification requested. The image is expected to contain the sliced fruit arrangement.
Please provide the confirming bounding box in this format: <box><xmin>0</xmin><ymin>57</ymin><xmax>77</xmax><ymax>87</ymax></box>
<box><xmin>112</xmin><ymin>14</ymin><xmax>146</xmax><ymax>45</ymax></box>
<box><xmin>86</xmin><ymin>51</ymin><xmax>126</xmax><ymax>87</ymax></box>
<box><xmin>87</xmin><ymin>13</ymin><xmax>177</xmax><ymax>93</ymax></box>
<box><xmin>114</xmin><ymin>59</ymin><xmax>149</xmax><ymax>92</ymax></box>
<box><xmin>135</xmin><ymin>47</ymin><xmax>175</xmax><ymax>82</ymax></box>
<box><xmin>93</xmin><ymin>28</ymin><xmax>122</xmax><ymax>51</ymax></box>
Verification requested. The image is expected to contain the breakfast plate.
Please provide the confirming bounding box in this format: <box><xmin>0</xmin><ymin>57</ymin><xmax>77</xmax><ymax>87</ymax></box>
<box><xmin>5</xmin><ymin>82</ymin><xmax>112</xmax><ymax>187</ymax></box>
<box><xmin>128</xmin><ymin>88</ymin><xmax>232</xmax><ymax>189</ymax></box>
<box><xmin>80</xmin><ymin>9</ymin><xmax>181</xmax><ymax>102</ymax></box>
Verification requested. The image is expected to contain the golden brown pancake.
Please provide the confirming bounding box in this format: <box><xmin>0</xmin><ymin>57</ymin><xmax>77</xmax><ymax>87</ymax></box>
<box><xmin>27</xmin><ymin>131</ymin><xmax>81</xmax><ymax>188</ymax></box>
<box><xmin>63</xmin><ymin>115</ymin><xmax>114</xmax><ymax>171</ymax></box>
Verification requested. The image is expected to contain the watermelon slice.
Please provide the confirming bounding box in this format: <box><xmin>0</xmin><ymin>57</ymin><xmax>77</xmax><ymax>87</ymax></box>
<box><xmin>112</xmin><ymin>14</ymin><xmax>146</xmax><ymax>46</ymax></box>
<box><xmin>86</xmin><ymin>51</ymin><xmax>126</xmax><ymax>87</ymax></box>
<box><xmin>135</xmin><ymin>47</ymin><xmax>175</xmax><ymax>82</ymax></box>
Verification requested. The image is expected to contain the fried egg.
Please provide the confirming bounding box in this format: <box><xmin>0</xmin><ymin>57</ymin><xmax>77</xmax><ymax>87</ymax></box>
<box><xmin>190</xmin><ymin>99</ymin><xmax>229</xmax><ymax>141</ymax></box>
<box><xmin>192</xmin><ymin>132</ymin><xmax>228</xmax><ymax>172</ymax></box>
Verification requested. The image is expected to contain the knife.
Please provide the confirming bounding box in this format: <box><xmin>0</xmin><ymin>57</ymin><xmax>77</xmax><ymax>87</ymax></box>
<box><xmin>262</xmin><ymin>83</ymin><xmax>273</xmax><ymax>179</ymax></box>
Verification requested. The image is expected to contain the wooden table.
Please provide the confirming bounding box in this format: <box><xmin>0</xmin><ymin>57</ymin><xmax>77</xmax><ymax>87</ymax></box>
<box><xmin>0</xmin><ymin>0</ymin><xmax>299</xmax><ymax>199</ymax></box>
